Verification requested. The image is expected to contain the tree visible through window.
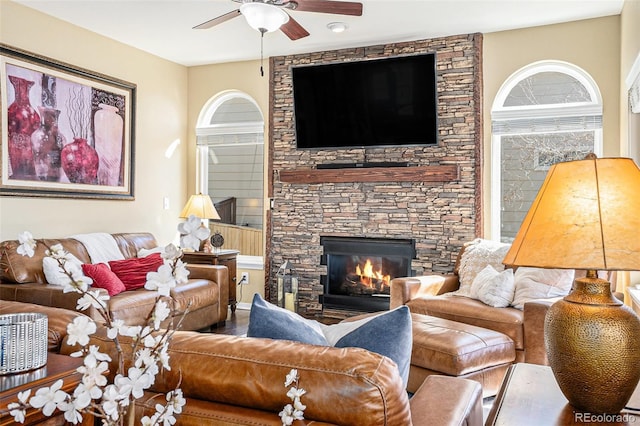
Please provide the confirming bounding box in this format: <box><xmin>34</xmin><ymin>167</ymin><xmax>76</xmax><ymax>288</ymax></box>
<box><xmin>491</xmin><ymin>62</ymin><xmax>603</xmax><ymax>242</ymax></box>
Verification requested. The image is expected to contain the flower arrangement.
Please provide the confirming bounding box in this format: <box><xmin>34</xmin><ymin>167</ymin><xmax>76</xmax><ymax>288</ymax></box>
<box><xmin>178</xmin><ymin>214</ymin><xmax>211</xmax><ymax>251</ymax></box>
<box><xmin>4</xmin><ymin>231</ymin><xmax>188</xmax><ymax>425</ymax></box>
<box><xmin>279</xmin><ymin>369</ymin><xmax>306</xmax><ymax>426</ymax></box>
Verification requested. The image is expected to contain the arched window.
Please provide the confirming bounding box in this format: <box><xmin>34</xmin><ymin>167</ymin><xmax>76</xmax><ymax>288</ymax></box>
<box><xmin>196</xmin><ymin>90</ymin><xmax>264</xmax><ymax>256</ymax></box>
<box><xmin>491</xmin><ymin>61</ymin><xmax>603</xmax><ymax>242</ymax></box>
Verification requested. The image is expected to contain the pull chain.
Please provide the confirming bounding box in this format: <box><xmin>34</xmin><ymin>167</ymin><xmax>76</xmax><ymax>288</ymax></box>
<box><xmin>260</xmin><ymin>29</ymin><xmax>266</xmax><ymax>77</ymax></box>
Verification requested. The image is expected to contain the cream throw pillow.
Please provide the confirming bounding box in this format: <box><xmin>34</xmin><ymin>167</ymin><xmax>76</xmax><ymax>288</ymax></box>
<box><xmin>43</xmin><ymin>254</ymin><xmax>93</xmax><ymax>286</ymax></box>
<box><xmin>456</xmin><ymin>238</ymin><xmax>511</xmax><ymax>296</ymax></box>
<box><xmin>469</xmin><ymin>265</ymin><xmax>515</xmax><ymax>308</ymax></box>
<box><xmin>511</xmin><ymin>267</ymin><xmax>575</xmax><ymax>310</ymax></box>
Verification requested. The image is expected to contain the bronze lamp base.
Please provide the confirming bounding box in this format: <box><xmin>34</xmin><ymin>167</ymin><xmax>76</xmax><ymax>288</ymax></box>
<box><xmin>545</xmin><ymin>273</ymin><xmax>640</xmax><ymax>414</ymax></box>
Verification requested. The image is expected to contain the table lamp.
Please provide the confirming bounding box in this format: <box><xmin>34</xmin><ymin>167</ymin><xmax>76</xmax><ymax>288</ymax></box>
<box><xmin>179</xmin><ymin>193</ymin><xmax>220</xmax><ymax>251</ymax></box>
<box><xmin>503</xmin><ymin>154</ymin><xmax>640</xmax><ymax>414</ymax></box>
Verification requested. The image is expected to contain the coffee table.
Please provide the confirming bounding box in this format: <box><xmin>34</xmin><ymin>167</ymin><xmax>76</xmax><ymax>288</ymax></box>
<box><xmin>0</xmin><ymin>353</ymin><xmax>93</xmax><ymax>425</ymax></box>
<box><xmin>486</xmin><ymin>363</ymin><xmax>640</xmax><ymax>425</ymax></box>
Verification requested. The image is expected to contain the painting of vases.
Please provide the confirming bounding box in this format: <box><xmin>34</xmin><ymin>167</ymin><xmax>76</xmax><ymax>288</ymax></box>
<box><xmin>1</xmin><ymin>46</ymin><xmax>135</xmax><ymax>199</ymax></box>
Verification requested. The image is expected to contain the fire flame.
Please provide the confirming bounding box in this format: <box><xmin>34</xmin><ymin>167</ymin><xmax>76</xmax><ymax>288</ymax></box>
<box><xmin>355</xmin><ymin>259</ymin><xmax>391</xmax><ymax>287</ymax></box>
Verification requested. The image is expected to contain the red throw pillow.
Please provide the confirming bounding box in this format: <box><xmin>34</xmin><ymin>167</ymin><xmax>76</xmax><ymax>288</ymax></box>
<box><xmin>82</xmin><ymin>263</ymin><xmax>126</xmax><ymax>296</ymax></box>
<box><xmin>108</xmin><ymin>253</ymin><xmax>164</xmax><ymax>291</ymax></box>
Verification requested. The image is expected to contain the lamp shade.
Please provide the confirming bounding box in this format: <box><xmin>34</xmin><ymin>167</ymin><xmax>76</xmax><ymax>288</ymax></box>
<box><xmin>240</xmin><ymin>2</ymin><xmax>289</xmax><ymax>33</ymax></box>
<box><xmin>179</xmin><ymin>193</ymin><xmax>221</xmax><ymax>220</ymax></box>
<box><xmin>503</xmin><ymin>156</ymin><xmax>640</xmax><ymax>271</ymax></box>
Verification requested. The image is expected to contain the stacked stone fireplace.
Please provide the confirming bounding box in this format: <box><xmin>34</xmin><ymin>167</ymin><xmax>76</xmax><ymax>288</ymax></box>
<box><xmin>267</xmin><ymin>33</ymin><xmax>483</xmax><ymax>318</ymax></box>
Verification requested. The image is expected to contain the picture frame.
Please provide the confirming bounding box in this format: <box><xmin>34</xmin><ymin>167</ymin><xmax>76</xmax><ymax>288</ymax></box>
<box><xmin>0</xmin><ymin>44</ymin><xmax>135</xmax><ymax>199</ymax></box>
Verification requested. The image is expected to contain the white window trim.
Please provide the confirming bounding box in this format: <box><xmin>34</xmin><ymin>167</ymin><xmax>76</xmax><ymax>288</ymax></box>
<box><xmin>195</xmin><ymin>90</ymin><xmax>266</xmax><ymax>252</ymax></box>
<box><xmin>492</xmin><ymin>60</ymin><xmax>603</xmax><ymax>111</ymax></box>
<box><xmin>490</xmin><ymin>61</ymin><xmax>603</xmax><ymax>242</ymax></box>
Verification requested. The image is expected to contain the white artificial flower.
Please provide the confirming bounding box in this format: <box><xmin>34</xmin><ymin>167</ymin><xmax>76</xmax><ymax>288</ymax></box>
<box><xmin>17</xmin><ymin>389</ymin><xmax>31</xmax><ymax>404</ymax></box>
<box><xmin>167</xmin><ymin>389</ymin><xmax>185</xmax><ymax>415</ymax></box>
<box><xmin>62</xmin><ymin>269</ymin><xmax>90</xmax><ymax>293</ymax></box>
<box><xmin>286</xmin><ymin>387</ymin><xmax>306</xmax><ymax>401</ymax></box>
<box><xmin>172</xmin><ymin>259</ymin><xmax>190</xmax><ymax>285</ymax></box>
<box><xmin>284</xmin><ymin>369</ymin><xmax>298</xmax><ymax>387</ymax></box>
<box><xmin>107</xmin><ymin>320</ymin><xmax>141</xmax><ymax>340</ymax></box>
<box><xmin>66</xmin><ymin>316</ymin><xmax>97</xmax><ymax>347</ymax></box>
<box><xmin>178</xmin><ymin>214</ymin><xmax>210</xmax><ymax>251</ymax></box>
<box><xmin>29</xmin><ymin>379</ymin><xmax>67</xmax><ymax>416</ymax></box>
<box><xmin>76</xmin><ymin>290</ymin><xmax>109</xmax><ymax>311</ymax></box>
<box><xmin>8</xmin><ymin>404</ymin><xmax>26</xmax><ymax>423</ymax></box>
<box><xmin>279</xmin><ymin>404</ymin><xmax>295</xmax><ymax>426</ymax></box>
<box><xmin>292</xmin><ymin>396</ymin><xmax>306</xmax><ymax>412</ymax></box>
<box><xmin>78</xmin><ymin>360</ymin><xmax>109</xmax><ymax>398</ymax></box>
<box><xmin>117</xmin><ymin>367</ymin><xmax>153</xmax><ymax>399</ymax></box>
<box><xmin>143</xmin><ymin>331</ymin><xmax>162</xmax><ymax>349</ymax></box>
<box><xmin>101</xmin><ymin>385</ymin><xmax>123</xmax><ymax>422</ymax></box>
<box><xmin>17</xmin><ymin>231</ymin><xmax>36</xmax><ymax>257</ymax></box>
<box><xmin>145</xmin><ymin>264</ymin><xmax>176</xmax><ymax>297</ymax></box>
<box><xmin>158</xmin><ymin>342</ymin><xmax>171</xmax><ymax>371</ymax></box>
<box><xmin>59</xmin><ymin>384</ymin><xmax>91</xmax><ymax>424</ymax></box>
<box><xmin>162</xmin><ymin>244</ymin><xmax>181</xmax><ymax>261</ymax></box>
<box><xmin>8</xmin><ymin>389</ymin><xmax>30</xmax><ymax>423</ymax></box>
<box><xmin>82</xmin><ymin>345</ymin><xmax>111</xmax><ymax>367</ymax></box>
<box><xmin>45</xmin><ymin>243</ymin><xmax>66</xmax><ymax>259</ymax></box>
<box><xmin>135</xmin><ymin>347</ymin><xmax>155</xmax><ymax>368</ymax></box>
<box><xmin>179</xmin><ymin>234</ymin><xmax>200</xmax><ymax>252</ymax></box>
<box><xmin>151</xmin><ymin>300</ymin><xmax>171</xmax><ymax>330</ymax></box>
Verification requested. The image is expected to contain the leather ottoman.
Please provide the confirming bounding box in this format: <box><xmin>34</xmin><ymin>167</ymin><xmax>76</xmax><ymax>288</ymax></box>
<box><xmin>408</xmin><ymin>313</ymin><xmax>515</xmax><ymax>397</ymax></box>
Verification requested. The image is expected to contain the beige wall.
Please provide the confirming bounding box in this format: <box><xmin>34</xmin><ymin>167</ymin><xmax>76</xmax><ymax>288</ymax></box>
<box><xmin>620</xmin><ymin>0</ymin><xmax>640</xmax><ymax>286</ymax></box>
<box><xmin>482</xmin><ymin>16</ymin><xmax>622</xmax><ymax>238</ymax></box>
<box><xmin>0</xmin><ymin>1</ymin><xmax>188</xmax><ymax>244</ymax></box>
<box><xmin>186</xmin><ymin>61</ymin><xmax>270</xmax><ymax>195</ymax></box>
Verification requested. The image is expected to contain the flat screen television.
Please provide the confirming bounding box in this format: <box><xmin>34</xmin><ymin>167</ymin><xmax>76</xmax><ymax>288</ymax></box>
<box><xmin>292</xmin><ymin>53</ymin><xmax>438</xmax><ymax>150</ymax></box>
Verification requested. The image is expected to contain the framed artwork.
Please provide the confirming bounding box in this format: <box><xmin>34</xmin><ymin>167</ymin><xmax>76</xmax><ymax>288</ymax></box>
<box><xmin>0</xmin><ymin>44</ymin><xmax>135</xmax><ymax>199</ymax></box>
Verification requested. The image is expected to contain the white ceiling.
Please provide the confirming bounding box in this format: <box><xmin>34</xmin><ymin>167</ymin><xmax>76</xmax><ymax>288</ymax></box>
<box><xmin>12</xmin><ymin>0</ymin><xmax>625</xmax><ymax>67</ymax></box>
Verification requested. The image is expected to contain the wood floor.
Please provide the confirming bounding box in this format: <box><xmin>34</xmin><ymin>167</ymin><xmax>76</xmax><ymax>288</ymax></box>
<box><xmin>210</xmin><ymin>307</ymin><xmax>250</xmax><ymax>336</ymax></box>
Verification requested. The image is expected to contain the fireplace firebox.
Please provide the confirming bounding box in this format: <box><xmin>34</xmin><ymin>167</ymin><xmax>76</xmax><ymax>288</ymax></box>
<box><xmin>319</xmin><ymin>236</ymin><xmax>415</xmax><ymax>312</ymax></box>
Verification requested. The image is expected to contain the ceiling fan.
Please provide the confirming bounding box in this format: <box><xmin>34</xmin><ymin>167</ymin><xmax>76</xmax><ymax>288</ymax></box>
<box><xmin>193</xmin><ymin>0</ymin><xmax>363</xmax><ymax>40</ymax></box>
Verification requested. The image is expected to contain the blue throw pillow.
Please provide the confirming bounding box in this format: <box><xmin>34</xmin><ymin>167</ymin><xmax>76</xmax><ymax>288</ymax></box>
<box><xmin>246</xmin><ymin>294</ymin><xmax>413</xmax><ymax>387</ymax></box>
<box><xmin>246</xmin><ymin>293</ymin><xmax>328</xmax><ymax>345</ymax></box>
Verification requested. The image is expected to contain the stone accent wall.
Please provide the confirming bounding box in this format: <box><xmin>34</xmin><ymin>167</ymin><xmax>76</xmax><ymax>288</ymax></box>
<box><xmin>268</xmin><ymin>33</ymin><xmax>483</xmax><ymax>317</ymax></box>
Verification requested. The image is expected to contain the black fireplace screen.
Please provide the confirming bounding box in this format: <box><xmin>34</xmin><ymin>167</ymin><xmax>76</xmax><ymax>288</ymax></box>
<box><xmin>320</xmin><ymin>236</ymin><xmax>415</xmax><ymax>311</ymax></box>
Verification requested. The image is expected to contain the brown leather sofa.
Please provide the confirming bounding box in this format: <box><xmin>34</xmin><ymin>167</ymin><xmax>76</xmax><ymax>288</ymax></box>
<box><xmin>2</xmin><ymin>300</ymin><xmax>484</xmax><ymax>426</ymax></box>
<box><xmin>0</xmin><ymin>233</ymin><xmax>228</xmax><ymax>330</ymax></box>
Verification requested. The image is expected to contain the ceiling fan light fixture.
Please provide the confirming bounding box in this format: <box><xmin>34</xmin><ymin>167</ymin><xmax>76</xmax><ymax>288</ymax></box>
<box><xmin>327</xmin><ymin>22</ymin><xmax>348</xmax><ymax>33</ymax></box>
<box><xmin>240</xmin><ymin>2</ymin><xmax>290</xmax><ymax>33</ymax></box>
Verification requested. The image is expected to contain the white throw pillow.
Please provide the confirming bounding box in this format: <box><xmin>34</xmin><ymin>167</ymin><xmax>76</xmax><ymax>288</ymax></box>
<box><xmin>470</xmin><ymin>265</ymin><xmax>515</xmax><ymax>308</ymax></box>
<box><xmin>511</xmin><ymin>267</ymin><xmax>575</xmax><ymax>310</ymax></box>
<box><xmin>457</xmin><ymin>238</ymin><xmax>511</xmax><ymax>296</ymax></box>
<box><xmin>43</xmin><ymin>254</ymin><xmax>93</xmax><ymax>286</ymax></box>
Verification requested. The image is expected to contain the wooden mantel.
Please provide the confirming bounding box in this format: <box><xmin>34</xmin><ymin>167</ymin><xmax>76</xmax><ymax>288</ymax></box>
<box><xmin>278</xmin><ymin>165</ymin><xmax>459</xmax><ymax>184</ymax></box>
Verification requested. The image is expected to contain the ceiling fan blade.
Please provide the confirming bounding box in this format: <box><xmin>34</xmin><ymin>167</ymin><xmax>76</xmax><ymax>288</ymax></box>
<box><xmin>280</xmin><ymin>14</ymin><xmax>310</xmax><ymax>40</ymax></box>
<box><xmin>292</xmin><ymin>0</ymin><xmax>363</xmax><ymax>16</ymax></box>
<box><xmin>193</xmin><ymin>9</ymin><xmax>241</xmax><ymax>30</ymax></box>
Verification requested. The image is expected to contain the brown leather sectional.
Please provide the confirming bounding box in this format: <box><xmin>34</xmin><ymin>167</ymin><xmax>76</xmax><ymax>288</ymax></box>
<box><xmin>2</xmin><ymin>300</ymin><xmax>485</xmax><ymax>425</ymax></box>
<box><xmin>0</xmin><ymin>232</ymin><xmax>228</xmax><ymax>330</ymax></box>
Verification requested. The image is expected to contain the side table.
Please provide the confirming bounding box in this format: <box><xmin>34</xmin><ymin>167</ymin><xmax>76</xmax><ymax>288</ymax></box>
<box><xmin>0</xmin><ymin>353</ymin><xmax>93</xmax><ymax>425</ymax></box>
<box><xmin>182</xmin><ymin>250</ymin><xmax>240</xmax><ymax>312</ymax></box>
<box><xmin>486</xmin><ymin>363</ymin><xmax>640</xmax><ymax>425</ymax></box>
